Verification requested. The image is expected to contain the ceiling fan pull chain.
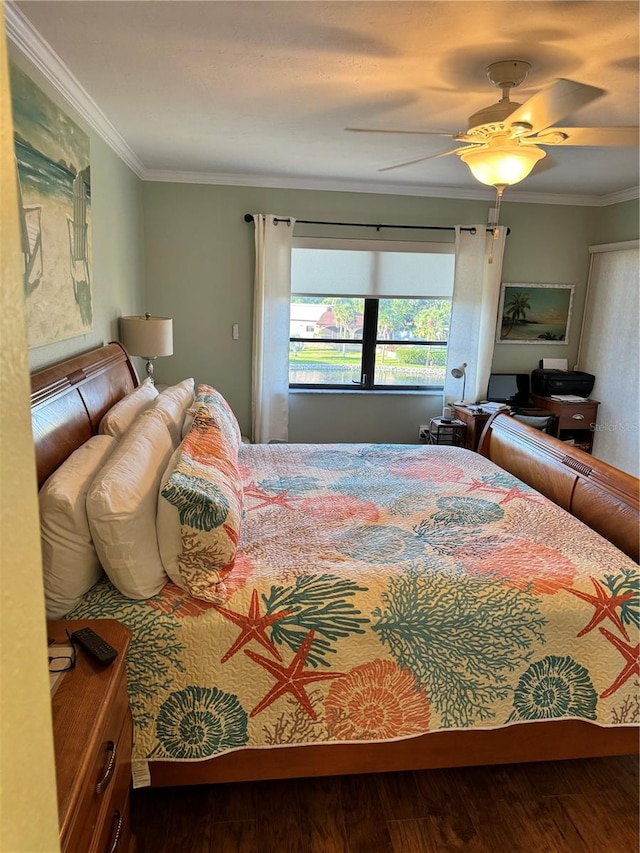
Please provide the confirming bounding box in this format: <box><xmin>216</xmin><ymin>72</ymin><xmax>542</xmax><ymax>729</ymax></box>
<box><xmin>488</xmin><ymin>186</ymin><xmax>505</xmax><ymax>264</ymax></box>
<box><xmin>493</xmin><ymin>185</ymin><xmax>504</xmax><ymax>237</ymax></box>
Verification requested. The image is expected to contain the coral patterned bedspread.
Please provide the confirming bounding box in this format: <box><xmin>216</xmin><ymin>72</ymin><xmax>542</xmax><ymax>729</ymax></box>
<box><xmin>68</xmin><ymin>443</ymin><xmax>639</xmax><ymax>766</ymax></box>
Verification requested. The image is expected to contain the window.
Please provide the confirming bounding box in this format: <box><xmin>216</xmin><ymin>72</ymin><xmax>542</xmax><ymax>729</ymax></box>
<box><xmin>289</xmin><ymin>238</ymin><xmax>455</xmax><ymax>390</ymax></box>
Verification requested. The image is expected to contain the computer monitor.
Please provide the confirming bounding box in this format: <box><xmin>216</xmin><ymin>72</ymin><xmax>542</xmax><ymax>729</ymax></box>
<box><xmin>486</xmin><ymin>373</ymin><xmax>529</xmax><ymax>404</ymax></box>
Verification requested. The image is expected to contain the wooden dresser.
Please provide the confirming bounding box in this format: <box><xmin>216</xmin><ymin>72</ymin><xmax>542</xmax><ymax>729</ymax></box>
<box><xmin>48</xmin><ymin>619</ymin><xmax>134</xmax><ymax>853</ymax></box>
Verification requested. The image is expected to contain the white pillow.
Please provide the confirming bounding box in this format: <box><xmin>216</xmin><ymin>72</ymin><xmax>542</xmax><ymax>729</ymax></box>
<box><xmin>156</xmin><ymin>446</ymin><xmax>185</xmax><ymax>588</ymax></box>
<box><xmin>150</xmin><ymin>378</ymin><xmax>195</xmax><ymax>447</ymax></box>
<box><xmin>39</xmin><ymin>435</ymin><xmax>117</xmax><ymax>619</ymax></box>
<box><xmin>181</xmin><ymin>412</ymin><xmax>195</xmax><ymax>440</ymax></box>
<box><xmin>87</xmin><ymin>410</ymin><xmax>173</xmax><ymax>599</ymax></box>
<box><xmin>98</xmin><ymin>377</ymin><xmax>158</xmax><ymax>439</ymax></box>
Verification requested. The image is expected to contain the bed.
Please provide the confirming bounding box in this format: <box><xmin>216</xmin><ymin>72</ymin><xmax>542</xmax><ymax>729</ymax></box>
<box><xmin>32</xmin><ymin>343</ymin><xmax>639</xmax><ymax>788</ymax></box>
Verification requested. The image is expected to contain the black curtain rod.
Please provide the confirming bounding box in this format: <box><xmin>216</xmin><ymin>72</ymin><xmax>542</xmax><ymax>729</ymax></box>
<box><xmin>243</xmin><ymin>214</ymin><xmax>509</xmax><ymax>235</ymax></box>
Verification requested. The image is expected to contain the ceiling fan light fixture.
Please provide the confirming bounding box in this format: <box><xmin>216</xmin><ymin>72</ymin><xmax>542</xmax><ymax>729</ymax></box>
<box><xmin>459</xmin><ymin>140</ymin><xmax>546</xmax><ymax>187</ymax></box>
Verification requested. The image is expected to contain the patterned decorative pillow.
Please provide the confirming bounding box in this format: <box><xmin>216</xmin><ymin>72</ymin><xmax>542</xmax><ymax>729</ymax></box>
<box><xmin>186</xmin><ymin>384</ymin><xmax>241</xmax><ymax>453</ymax></box>
<box><xmin>159</xmin><ymin>414</ymin><xmax>243</xmax><ymax>602</ymax></box>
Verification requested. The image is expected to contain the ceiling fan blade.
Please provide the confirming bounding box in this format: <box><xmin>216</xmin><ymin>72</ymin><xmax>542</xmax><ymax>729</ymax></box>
<box><xmin>378</xmin><ymin>145</ymin><xmax>475</xmax><ymax>172</ymax></box>
<box><xmin>533</xmin><ymin>126</ymin><xmax>639</xmax><ymax>147</ymax></box>
<box><xmin>507</xmin><ymin>79</ymin><xmax>605</xmax><ymax>135</ymax></box>
<box><xmin>346</xmin><ymin>126</ymin><xmax>455</xmax><ymax>137</ymax></box>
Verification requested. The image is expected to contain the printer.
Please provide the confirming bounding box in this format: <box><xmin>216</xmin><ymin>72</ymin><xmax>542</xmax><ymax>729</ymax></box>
<box><xmin>531</xmin><ymin>368</ymin><xmax>595</xmax><ymax>398</ymax></box>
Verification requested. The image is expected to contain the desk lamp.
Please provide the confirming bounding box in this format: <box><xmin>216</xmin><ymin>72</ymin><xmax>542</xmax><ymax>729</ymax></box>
<box><xmin>451</xmin><ymin>362</ymin><xmax>467</xmax><ymax>404</ymax></box>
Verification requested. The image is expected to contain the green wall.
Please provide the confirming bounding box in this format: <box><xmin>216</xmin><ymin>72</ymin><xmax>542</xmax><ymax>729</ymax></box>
<box><xmin>9</xmin><ymin>50</ymin><xmax>145</xmax><ymax>372</ymax></box>
<box><xmin>591</xmin><ymin>198</ymin><xmax>639</xmax><ymax>245</ymax></box>
<box><xmin>143</xmin><ymin>181</ymin><xmax>636</xmax><ymax>442</ymax></box>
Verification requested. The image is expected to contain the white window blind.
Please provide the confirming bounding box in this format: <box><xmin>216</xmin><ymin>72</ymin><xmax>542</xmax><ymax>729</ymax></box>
<box><xmin>292</xmin><ymin>238</ymin><xmax>455</xmax><ymax>299</ymax></box>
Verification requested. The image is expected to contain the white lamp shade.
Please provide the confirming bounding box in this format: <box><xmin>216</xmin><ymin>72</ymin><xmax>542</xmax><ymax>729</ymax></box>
<box><xmin>460</xmin><ymin>141</ymin><xmax>546</xmax><ymax>187</ymax></box>
<box><xmin>120</xmin><ymin>315</ymin><xmax>173</xmax><ymax>358</ymax></box>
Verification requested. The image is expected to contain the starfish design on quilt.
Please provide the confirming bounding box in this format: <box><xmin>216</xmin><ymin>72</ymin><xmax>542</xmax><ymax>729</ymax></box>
<box><xmin>465</xmin><ymin>479</ymin><xmax>540</xmax><ymax>505</ymax></box>
<box><xmin>245</xmin><ymin>629</ymin><xmax>344</xmax><ymax>719</ymax></box>
<box><xmin>598</xmin><ymin>627</ymin><xmax>640</xmax><ymax>698</ymax></box>
<box><xmin>243</xmin><ymin>481</ymin><xmax>300</xmax><ymax>511</ymax></box>
<box><xmin>566</xmin><ymin>577</ymin><xmax>636</xmax><ymax>641</ymax></box>
<box><xmin>214</xmin><ymin>589</ymin><xmax>291</xmax><ymax>663</ymax></box>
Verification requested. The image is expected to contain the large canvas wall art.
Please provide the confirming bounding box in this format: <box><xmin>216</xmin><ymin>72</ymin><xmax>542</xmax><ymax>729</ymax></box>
<box><xmin>496</xmin><ymin>283</ymin><xmax>574</xmax><ymax>344</ymax></box>
<box><xmin>10</xmin><ymin>63</ymin><xmax>92</xmax><ymax>348</ymax></box>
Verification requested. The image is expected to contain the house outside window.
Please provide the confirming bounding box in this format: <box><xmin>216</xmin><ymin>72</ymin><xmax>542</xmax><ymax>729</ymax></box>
<box><xmin>289</xmin><ymin>238</ymin><xmax>455</xmax><ymax>390</ymax></box>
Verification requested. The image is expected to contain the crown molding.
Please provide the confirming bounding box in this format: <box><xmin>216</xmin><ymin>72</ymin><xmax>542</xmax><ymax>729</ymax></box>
<box><xmin>596</xmin><ymin>186</ymin><xmax>640</xmax><ymax>206</ymax></box>
<box><xmin>141</xmin><ymin>167</ymin><xmax>620</xmax><ymax>206</ymax></box>
<box><xmin>5</xmin><ymin>2</ymin><xmax>144</xmax><ymax>178</ymax></box>
<box><xmin>141</xmin><ymin>168</ymin><xmax>495</xmax><ymax>200</ymax></box>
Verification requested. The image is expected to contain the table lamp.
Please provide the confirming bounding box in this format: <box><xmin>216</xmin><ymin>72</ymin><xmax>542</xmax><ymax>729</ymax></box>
<box><xmin>120</xmin><ymin>313</ymin><xmax>173</xmax><ymax>383</ymax></box>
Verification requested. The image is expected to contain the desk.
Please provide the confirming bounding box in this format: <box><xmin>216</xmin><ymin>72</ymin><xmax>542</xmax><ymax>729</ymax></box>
<box><xmin>450</xmin><ymin>405</ymin><xmax>491</xmax><ymax>451</ymax></box>
<box><xmin>531</xmin><ymin>395</ymin><xmax>600</xmax><ymax>454</ymax></box>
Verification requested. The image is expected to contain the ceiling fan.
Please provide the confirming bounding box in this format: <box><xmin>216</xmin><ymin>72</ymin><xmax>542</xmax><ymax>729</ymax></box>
<box><xmin>347</xmin><ymin>60</ymin><xmax>639</xmax><ymax>188</ymax></box>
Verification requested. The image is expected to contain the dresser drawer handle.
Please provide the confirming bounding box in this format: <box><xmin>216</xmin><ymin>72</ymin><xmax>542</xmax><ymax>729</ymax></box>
<box><xmin>571</xmin><ymin>413</ymin><xmax>585</xmax><ymax>420</ymax></box>
<box><xmin>96</xmin><ymin>741</ymin><xmax>117</xmax><ymax>794</ymax></box>
<box><xmin>106</xmin><ymin>810</ymin><xmax>123</xmax><ymax>853</ymax></box>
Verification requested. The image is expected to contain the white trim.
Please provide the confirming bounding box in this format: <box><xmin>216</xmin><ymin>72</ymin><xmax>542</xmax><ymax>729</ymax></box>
<box><xmin>141</xmin><ymin>168</ymin><xmax>627</xmax><ymax>206</ymax></box>
<box><xmin>5</xmin><ymin>2</ymin><xmax>144</xmax><ymax>178</ymax></box>
<box><xmin>588</xmin><ymin>239</ymin><xmax>640</xmax><ymax>253</ymax></box>
<box><xmin>596</xmin><ymin>186</ymin><xmax>640</xmax><ymax>206</ymax></box>
<box><xmin>6</xmin><ymin>1</ymin><xmax>638</xmax><ymax>206</ymax></box>
<box><xmin>142</xmin><ymin>169</ymin><xmax>500</xmax><ymax>200</ymax></box>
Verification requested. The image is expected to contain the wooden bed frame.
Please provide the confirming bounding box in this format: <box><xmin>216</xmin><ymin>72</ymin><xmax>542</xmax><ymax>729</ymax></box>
<box><xmin>31</xmin><ymin>344</ymin><xmax>639</xmax><ymax>787</ymax></box>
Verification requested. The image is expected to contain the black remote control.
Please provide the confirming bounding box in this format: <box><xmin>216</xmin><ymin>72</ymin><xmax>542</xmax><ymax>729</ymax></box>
<box><xmin>71</xmin><ymin>628</ymin><xmax>118</xmax><ymax>666</ymax></box>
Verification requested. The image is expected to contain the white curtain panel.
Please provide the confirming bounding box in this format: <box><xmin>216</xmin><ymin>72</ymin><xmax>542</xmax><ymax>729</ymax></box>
<box><xmin>445</xmin><ymin>225</ymin><xmax>507</xmax><ymax>405</ymax></box>
<box><xmin>251</xmin><ymin>214</ymin><xmax>296</xmax><ymax>443</ymax></box>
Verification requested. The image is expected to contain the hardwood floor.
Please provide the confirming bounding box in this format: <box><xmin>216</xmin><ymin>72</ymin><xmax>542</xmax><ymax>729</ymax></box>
<box><xmin>131</xmin><ymin>755</ymin><xmax>639</xmax><ymax>852</ymax></box>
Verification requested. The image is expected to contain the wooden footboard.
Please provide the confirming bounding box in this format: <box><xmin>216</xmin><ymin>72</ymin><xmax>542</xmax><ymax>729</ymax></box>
<box><xmin>478</xmin><ymin>413</ymin><xmax>639</xmax><ymax>562</ymax></box>
<box><xmin>147</xmin><ymin>721</ymin><xmax>638</xmax><ymax>787</ymax></box>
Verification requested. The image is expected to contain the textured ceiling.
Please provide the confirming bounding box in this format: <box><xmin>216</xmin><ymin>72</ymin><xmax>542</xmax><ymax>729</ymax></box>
<box><xmin>12</xmin><ymin>0</ymin><xmax>640</xmax><ymax>199</ymax></box>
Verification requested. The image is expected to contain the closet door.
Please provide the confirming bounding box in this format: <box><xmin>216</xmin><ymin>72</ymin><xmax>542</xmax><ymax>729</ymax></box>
<box><xmin>579</xmin><ymin>243</ymin><xmax>639</xmax><ymax>476</ymax></box>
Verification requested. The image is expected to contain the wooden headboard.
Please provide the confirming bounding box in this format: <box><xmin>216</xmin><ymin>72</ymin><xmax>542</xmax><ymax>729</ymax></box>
<box><xmin>479</xmin><ymin>413</ymin><xmax>639</xmax><ymax>563</ymax></box>
<box><xmin>31</xmin><ymin>342</ymin><xmax>138</xmax><ymax>488</ymax></box>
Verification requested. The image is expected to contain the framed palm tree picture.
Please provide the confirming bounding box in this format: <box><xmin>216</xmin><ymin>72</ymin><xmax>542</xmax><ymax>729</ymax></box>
<box><xmin>496</xmin><ymin>283</ymin><xmax>574</xmax><ymax>344</ymax></box>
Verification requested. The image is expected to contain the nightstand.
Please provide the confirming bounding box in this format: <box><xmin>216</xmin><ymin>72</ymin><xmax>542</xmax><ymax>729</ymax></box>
<box><xmin>48</xmin><ymin>619</ymin><xmax>134</xmax><ymax>853</ymax></box>
<box><xmin>427</xmin><ymin>417</ymin><xmax>467</xmax><ymax>447</ymax></box>
<box><xmin>531</xmin><ymin>394</ymin><xmax>600</xmax><ymax>453</ymax></box>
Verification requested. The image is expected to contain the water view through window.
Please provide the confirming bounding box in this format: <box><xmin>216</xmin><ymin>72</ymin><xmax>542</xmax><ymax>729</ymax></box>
<box><xmin>289</xmin><ymin>297</ymin><xmax>449</xmax><ymax>388</ymax></box>
<box><xmin>289</xmin><ymin>355</ymin><xmax>447</xmax><ymax>386</ymax></box>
